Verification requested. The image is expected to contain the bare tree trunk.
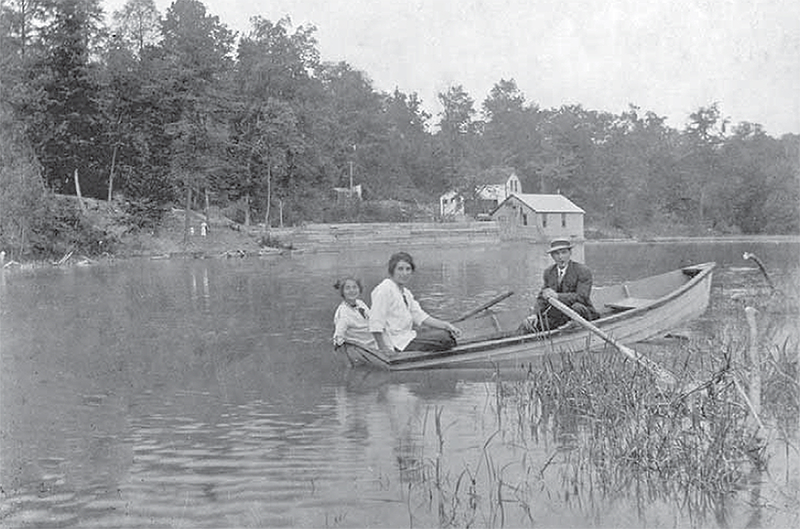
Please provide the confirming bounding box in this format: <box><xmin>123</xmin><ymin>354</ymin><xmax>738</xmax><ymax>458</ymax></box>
<box><xmin>183</xmin><ymin>186</ymin><xmax>192</xmax><ymax>245</ymax></box>
<box><xmin>204</xmin><ymin>188</ymin><xmax>210</xmax><ymax>225</ymax></box>
<box><xmin>74</xmin><ymin>168</ymin><xmax>86</xmax><ymax>214</ymax></box>
<box><xmin>279</xmin><ymin>199</ymin><xmax>284</xmax><ymax>228</ymax></box>
<box><xmin>18</xmin><ymin>225</ymin><xmax>25</xmax><ymax>260</ymax></box>
<box><xmin>108</xmin><ymin>142</ymin><xmax>118</xmax><ymax>202</ymax></box>
<box><xmin>264</xmin><ymin>163</ymin><xmax>271</xmax><ymax>235</ymax></box>
<box><xmin>244</xmin><ymin>157</ymin><xmax>252</xmax><ymax>227</ymax></box>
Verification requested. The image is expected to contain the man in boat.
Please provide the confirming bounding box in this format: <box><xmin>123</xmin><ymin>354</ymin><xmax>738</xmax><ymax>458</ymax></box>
<box><xmin>519</xmin><ymin>239</ymin><xmax>598</xmax><ymax>333</ymax></box>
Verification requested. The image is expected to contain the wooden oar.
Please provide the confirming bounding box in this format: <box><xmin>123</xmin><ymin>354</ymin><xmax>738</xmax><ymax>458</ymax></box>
<box><xmin>452</xmin><ymin>291</ymin><xmax>514</xmax><ymax>323</ymax></box>
<box><xmin>545</xmin><ymin>294</ymin><xmax>677</xmax><ymax>387</ymax></box>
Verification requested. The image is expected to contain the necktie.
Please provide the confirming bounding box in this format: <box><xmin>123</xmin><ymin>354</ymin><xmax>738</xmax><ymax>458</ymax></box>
<box><xmin>558</xmin><ymin>267</ymin><xmax>565</xmax><ymax>285</ymax></box>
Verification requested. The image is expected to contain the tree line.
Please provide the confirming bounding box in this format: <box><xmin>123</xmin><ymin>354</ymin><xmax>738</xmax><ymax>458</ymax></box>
<box><xmin>1</xmin><ymin>0</ymin><xmax>798</xmax><ymax>258</ymax></box>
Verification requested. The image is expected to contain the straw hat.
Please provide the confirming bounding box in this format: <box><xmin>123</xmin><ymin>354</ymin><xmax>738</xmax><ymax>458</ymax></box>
<box><xmin>547</xmin><ymin>239</ymin><xmax>574</xmax><ymax>253</ymax></box>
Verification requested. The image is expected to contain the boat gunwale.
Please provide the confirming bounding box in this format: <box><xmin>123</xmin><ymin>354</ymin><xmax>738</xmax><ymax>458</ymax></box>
<box><xmin>339</xmin><ymin>262</ymin><xmax>716</xmax><ymax>369</ymax></box>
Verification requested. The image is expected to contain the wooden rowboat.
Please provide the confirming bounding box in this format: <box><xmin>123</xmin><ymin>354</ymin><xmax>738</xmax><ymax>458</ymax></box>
<box><xmin>338</xmin><ymin>262</ymin><xmax>716</xmax><ymax>370</ymax></box>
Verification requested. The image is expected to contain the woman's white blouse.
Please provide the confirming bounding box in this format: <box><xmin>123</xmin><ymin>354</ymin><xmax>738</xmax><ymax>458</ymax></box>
<box><xmin>368</xmin><ymin>278</ymin><xmax>429</xmax><ymax>351</ymax></box>
<box><xmin>332</xmin><ymin>299</ymin><xmax>375</xmax><ymax>348</ymax></box>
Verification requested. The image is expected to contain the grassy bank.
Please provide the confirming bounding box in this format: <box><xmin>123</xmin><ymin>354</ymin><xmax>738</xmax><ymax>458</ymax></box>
<box><xmin>1</xmin><ymin>195</ymin><xmax>288</xmax><ymax>267</ymax></box>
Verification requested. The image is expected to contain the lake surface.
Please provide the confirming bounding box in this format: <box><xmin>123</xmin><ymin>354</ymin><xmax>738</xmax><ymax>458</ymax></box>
<box><xmin>1</xmin><ymin>240</ymin><xmax>798</xmax><ymax>528</ymax></box>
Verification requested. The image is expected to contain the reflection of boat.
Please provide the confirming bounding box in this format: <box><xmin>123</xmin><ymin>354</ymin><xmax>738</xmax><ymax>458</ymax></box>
<box><xmin>338</xmin><ymin>262</ymin><xmax>716</xmax><ymax>370</ymax></box>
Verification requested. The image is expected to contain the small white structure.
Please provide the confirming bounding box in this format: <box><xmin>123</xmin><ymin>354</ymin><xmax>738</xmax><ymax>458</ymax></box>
<box><xmin>333</xmin><ymin>184</ymin><xmax>362</xmax><ymax>203</ymax></box>
<box><xmin>439</xmin><ymin>167</ymin><xmax>521</xmax><ymax>218</ymax></box>
<box><xmin>491</xmin><ymin>193</ymin><xmax>584</xmax><ymax>241</ymax></box>
<box><xmin>439</xmin><ymin>190</ymin><xmax>464</xmax><ymax>218</ymax></box>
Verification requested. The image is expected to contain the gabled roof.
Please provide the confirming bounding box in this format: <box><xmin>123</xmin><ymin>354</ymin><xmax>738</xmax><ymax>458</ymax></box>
<box><xmin>480</xmin><ymin>167</ymin><xmax>518</xmax><ymax>185</ymax></box>
<box><xmin>493</xmin><ymin>194</ymin><xmax>585</xmax><ymax>214</ymax></box>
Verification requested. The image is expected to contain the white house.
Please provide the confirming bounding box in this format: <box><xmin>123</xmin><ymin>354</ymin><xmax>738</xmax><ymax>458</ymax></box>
<box><xmin>490</xmin><ymin>193</ymin><xmax>584</xmax><ymax>241</ymax></box>
<box><xmin>439</xmin><ymin>168</ymin><xmax>521</xmax><ymax>218</ymax></box>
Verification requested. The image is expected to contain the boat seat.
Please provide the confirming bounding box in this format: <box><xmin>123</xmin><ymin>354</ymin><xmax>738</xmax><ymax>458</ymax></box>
<box><xmin>605</xmin><ymin>297</ymin><xmax>654</xmax><ymax>311</ymax></box>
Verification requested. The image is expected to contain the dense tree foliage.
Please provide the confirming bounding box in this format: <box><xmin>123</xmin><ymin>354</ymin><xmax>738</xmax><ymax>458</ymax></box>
<box><xmin>1</xmin><ymin>0</ymin><xmax>797</xmax><ymax>257</ymax></box>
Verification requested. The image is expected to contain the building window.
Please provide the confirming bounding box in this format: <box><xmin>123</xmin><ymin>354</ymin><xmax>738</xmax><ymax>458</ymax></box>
<box><xmin>561</xmin><ymin>213</ymin><xmax>567</xmax><ymax>228</ymax></box>
<box><xmin>522</xmin><ymin>213</ymin><xmax>528</xmax><ymax>226</ymax></box>
<box><xmin>542</xmin><ymin>214</ymin><xmax>548</xmax><ymax>228</ymax></box>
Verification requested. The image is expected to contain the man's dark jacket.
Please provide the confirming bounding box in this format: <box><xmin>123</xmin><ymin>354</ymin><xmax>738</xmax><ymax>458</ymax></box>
<box><xmin>537</xmin><ymin>261</ymin><xmax>596</xmax><ymax>312</ymax></box>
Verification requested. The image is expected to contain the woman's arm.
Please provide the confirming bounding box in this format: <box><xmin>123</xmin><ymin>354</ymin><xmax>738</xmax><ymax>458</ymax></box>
<box><xmin>372</xmin><ymin>332</ymin><xmax>391</xmax><ymax>352</ymax></box>
<box><xmin>422</xmin><ymin>316</ymin><xmax>462</xmax><ymax>338</ymax></box>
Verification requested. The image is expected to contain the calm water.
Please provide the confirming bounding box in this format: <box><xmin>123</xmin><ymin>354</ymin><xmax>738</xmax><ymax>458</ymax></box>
<box><xmin>1</xmin><ymin>241</ymin><xmax>798</xmax><ymax>528</ymax></box>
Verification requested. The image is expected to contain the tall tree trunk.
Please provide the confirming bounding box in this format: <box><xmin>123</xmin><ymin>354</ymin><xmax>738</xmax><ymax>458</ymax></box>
<box><xmin>244</xmin><ymin>156</ymin><xmax>252</xmax><ymax>226</ymax></box>
<box><xmin>107</xmin><ymin>142</ymin><xmax>118</xmax><ymax>202</ymax></box>
<box><xmin>183</xmin><ymin>186</ymin><xmax>192</xmax><ymax>245</ymax></box>
<box><xmin>204</xmin><ymin>188</ymin><xmax>210</xmax><ymax>225</ymax></box>
<box><xmin>264</xmin><ymin>162</ymin><xmax>271</xmax><ymax>235</ymax></box>
<box><xmin>74</xmin><ymin>168</ymin><xmax>86</xmax><ymax>214</ymax></box>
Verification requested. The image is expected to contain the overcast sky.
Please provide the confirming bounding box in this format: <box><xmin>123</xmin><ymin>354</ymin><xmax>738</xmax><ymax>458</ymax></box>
<box><xmin>104</xmin><ymin>0</ymin><xmax>800</xmax><ymax>136</ymax></box>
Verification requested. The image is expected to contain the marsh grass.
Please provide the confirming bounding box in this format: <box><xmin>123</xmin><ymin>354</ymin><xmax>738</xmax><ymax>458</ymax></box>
<box><xmin>400</xmin><ymin>298</ymin><xmax>799</xmax><ymax>527</ymax></box>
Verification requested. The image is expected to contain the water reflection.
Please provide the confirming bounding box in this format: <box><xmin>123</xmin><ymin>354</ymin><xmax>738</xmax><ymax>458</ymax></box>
<box><xmin>190</xmin><ymin>266</ymin><xmax>211</xmax><ymax>313</ymax></box>
<box><xmin>0</xmin><ymin>241</ymin><xmax>798</xmax><ymax>527</ymax></box>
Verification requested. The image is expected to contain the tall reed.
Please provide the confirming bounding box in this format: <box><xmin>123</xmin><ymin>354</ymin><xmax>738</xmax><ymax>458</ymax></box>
<box><xmin>400</xmin><ymin>275</ymin><xmax>798</xmax><ymax>527</ymax></box>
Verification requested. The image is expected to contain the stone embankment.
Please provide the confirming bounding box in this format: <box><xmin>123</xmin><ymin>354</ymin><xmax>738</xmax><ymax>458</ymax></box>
<box><xmin>269</xmin><ymin>221</ymin><xmax>502</xmax><ymax>250</ymax></box>
<box><xmin>266</xmin><ymin>223</ymin><xmax>800</xmax><ymax>252</ymax></box>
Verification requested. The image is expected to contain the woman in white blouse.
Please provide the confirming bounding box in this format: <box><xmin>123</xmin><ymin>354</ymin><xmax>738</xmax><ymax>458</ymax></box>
<box><xmin>369</xmin><ymin>252</ymin><xmax>462</xmax><ymax>353</ymax></box>
<box><xmin>332</xmin><ymin>277</ymin><xmax>377</xmax><ymax>349</ymax></box>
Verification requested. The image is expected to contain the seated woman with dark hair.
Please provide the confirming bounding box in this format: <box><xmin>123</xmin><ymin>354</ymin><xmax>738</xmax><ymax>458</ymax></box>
<box><xmin>369</xmin><ymin>252</ymin><xmax>462</xmax><ymax>353</ymax></box>
<box><xmin>332</xmin><ymin>277</ymin><xmax>377</xmax><ymax>349</ymax></box>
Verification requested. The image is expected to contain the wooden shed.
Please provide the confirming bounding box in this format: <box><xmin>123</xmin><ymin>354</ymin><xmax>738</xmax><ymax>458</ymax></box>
<box><xmin>490</xmin><ymin>193</ymin><xmax>584</xmax><ymax>241</ymax></box>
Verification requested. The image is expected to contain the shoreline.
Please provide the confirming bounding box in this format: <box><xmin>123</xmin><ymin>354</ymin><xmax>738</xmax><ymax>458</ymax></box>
<box><xmin>2</xmin><ymin>233</ymin><xmax>798</xmax><ymax>272</ymax></box>
<box><xmin>586</xmin><ymin>234</ymin><xmax>800</xmax><ymax>244</ymax></box>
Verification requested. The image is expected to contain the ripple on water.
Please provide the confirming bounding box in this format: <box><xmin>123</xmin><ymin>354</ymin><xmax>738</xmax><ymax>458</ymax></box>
<box><xmin>2</xmin><ymin>508</ymin><xmax>79</xmax><ymax>527</ymax></box>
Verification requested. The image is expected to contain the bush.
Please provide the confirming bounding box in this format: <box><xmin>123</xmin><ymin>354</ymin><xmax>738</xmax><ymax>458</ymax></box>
<box><xmin>121</xmin><ymin>197</ymin><xmax>166</xmax><ymax>232</ymax></box>
<box><xmin>25</xmin><ymin>198</ymin><xmax>117</xmax><ymax>259</ymax></box>
<box><xmin>258</xmin><ymin>233</ymin><xmax>292</xmax><ymax>250</ymax></box>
